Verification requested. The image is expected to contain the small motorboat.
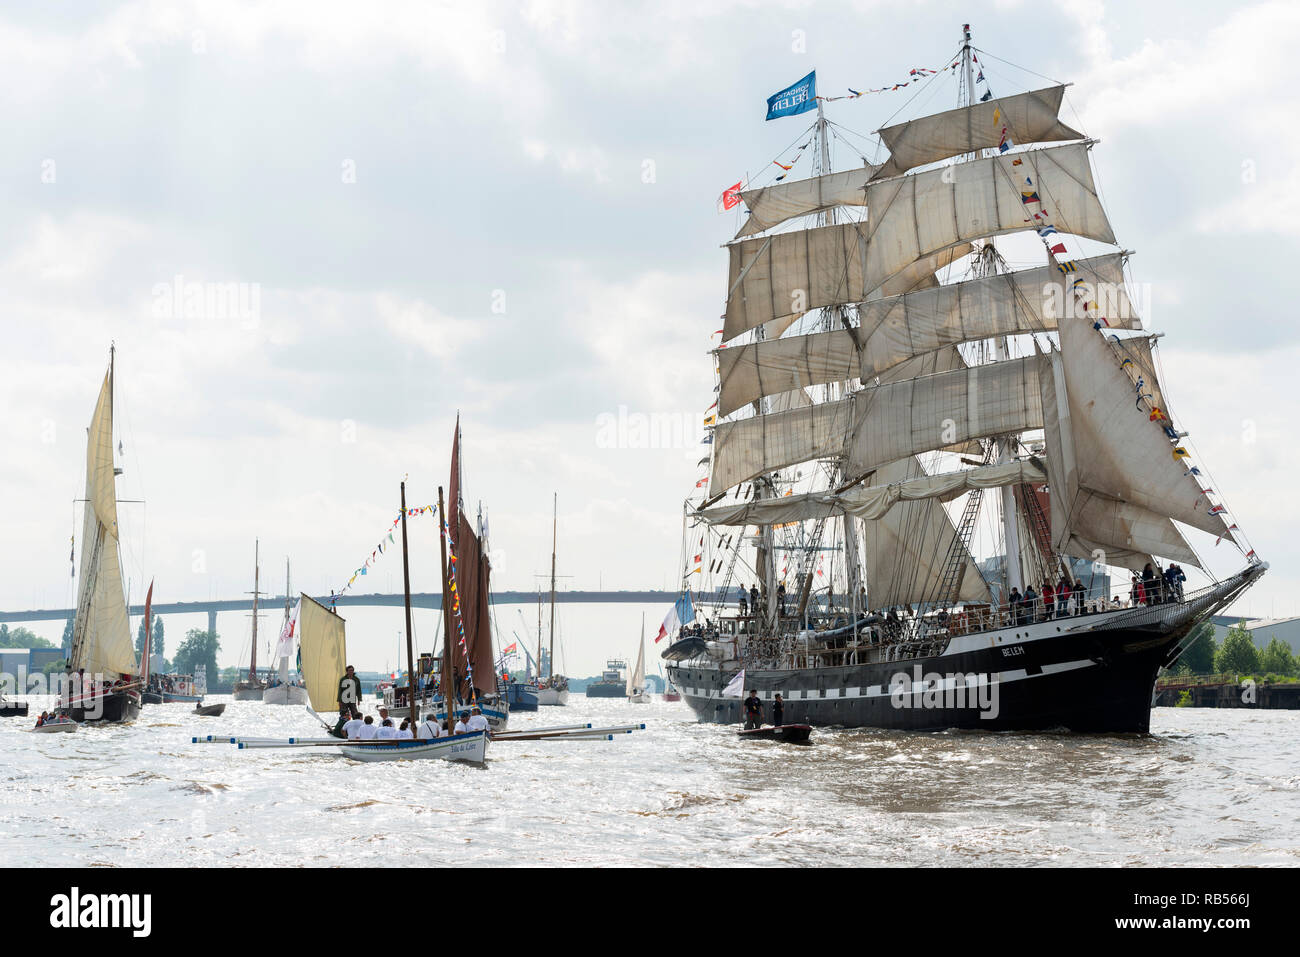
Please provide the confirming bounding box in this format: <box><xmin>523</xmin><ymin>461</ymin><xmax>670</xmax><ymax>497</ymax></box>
<box><xmin>737</xmin><ymin>723</ymin><xmax>812</xmax><ymax>744</ymax></box>
<box><xmin>33</xmin><ymin>716</ymin><xmax>78</xmax><ymax>734</ymax></box>
<box><xmin>194</xmin><ymin>702</ymin><xmax>227</xmax><ymax>717</ymax></box>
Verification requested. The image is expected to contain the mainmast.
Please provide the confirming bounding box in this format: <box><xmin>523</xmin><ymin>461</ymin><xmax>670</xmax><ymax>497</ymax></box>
<box><xmin>399</xmin><ymin>481</ymin><xmax>417</xmax><ymax>731</ymax></box>
<box><xmin>548</xmin><ymin>492</ymin><xmax>557</xmax><ymax>681</ymax></box>
<box><xmin>249</xmin><ymin>540</ymin><xmax>260</xmax><ymax>682</ymax></box>
<box><xmin>961</xmin><ymin>22</ymin><xmax>1023</xmax><ymax>596</ymax></box>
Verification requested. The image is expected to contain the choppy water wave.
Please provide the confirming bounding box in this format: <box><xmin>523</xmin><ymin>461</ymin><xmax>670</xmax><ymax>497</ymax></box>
<box><xmin>1</xmin><ymin>697</ymin><xmax>1296</xmax><ymax>866</ymax></box>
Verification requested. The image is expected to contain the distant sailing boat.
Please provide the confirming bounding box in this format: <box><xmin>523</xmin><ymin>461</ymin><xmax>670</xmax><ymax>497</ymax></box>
<box><xmin>537</xmin><ymin>493</ymin><xmax>570</xmax><ymax>706</ymax></box>
<box><xmin>232</xmin><ymin>541</ymin><xmax>267</xmax><ymax>700</ymax></box>
<box><xmin>265</xmin><ymin>568</ymin><xmax>309</xmax><ymax>706</ymax></box>
<box><xmin>65</xmin><ymin>346</ymin><xmax>142</xmax><ymax>724</ymax></box>
<box><xmin>662</xmin><ymin>25</ymin><xmax>1266</xmax><ymax>733</ymax></box>
<box><xmin>626</xmin><ymin>614</ymin><xmax>649</xmax><ymax>704</ymax></box>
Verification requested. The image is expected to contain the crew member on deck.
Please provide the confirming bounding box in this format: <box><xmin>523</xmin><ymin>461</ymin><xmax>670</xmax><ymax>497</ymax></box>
<box><xmin>466</xmin><ymin>706</ymin><xmax>491</xmax><ymax>736</ymax></box>
<box><xmin>772</xmin><ymin>693</ymin><xmax>784</xmax><ymax>728</ymax></box>
<box><xmin>418</xmin><ymin>713</ymin><xmax>443</xmax><ymax>739</ymax></box>
<box><xmin>742</xmin><ymin>689</ymin><xmax>762</xmax><ymax>730</ymax></box>
<box><xmin>338</xmin><ymin>665</ymin><xmax>362</xmax><ymax>719</ymax></box>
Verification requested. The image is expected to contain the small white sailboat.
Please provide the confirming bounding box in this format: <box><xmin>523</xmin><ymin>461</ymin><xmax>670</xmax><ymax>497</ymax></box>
<box><xmin>627</xmin><ymin>614</ymin><xmax>649</xmax><ymax>704</ymax></box>
<box><xmin>537</xmin><ymin>493</ymin><xmax>570</xmax><ymax>706</ymax></box>
<box><xmin>264</xmin><ymin>583</ymin><xmax>315</xmax><ymax>706</ymax></box>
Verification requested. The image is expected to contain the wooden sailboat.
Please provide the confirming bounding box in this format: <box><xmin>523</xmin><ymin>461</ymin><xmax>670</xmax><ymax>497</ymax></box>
<box><xmin>339</xmin><ymin>479</ymin><xmax>487</xmax><ymax>763</ymax></box>
<box><xmin>536</xmin><ymin>493</ymin><xmax>570</xmax><ymax>706</ymax></box>
<box><xmin>64</xmin><ymin>346</ymin><xmax>142</xmax><ymax>724</ymax></box>
<box><xmin>626</xmin><ymin>614</ymin><xmax>649</xmax><ymax>703</ymax></box>
<box><xmin>232</xmin><ymin>542</ymin><xmax>268</xmax><ymax>700</ymax></box>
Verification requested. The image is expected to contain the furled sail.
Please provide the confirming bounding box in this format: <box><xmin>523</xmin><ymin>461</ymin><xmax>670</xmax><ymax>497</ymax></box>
<box><xmin>448</xmin><ymin>421</ymin><xmax>496</xmax><ymax>700</ymax></box>
<box><xmin>717</xmin><ymin>252</ymin><xmax>1132</xmax><ymax>416</ymax></box>
<box><xmin>845</xmin><ymin>355</ymin><xmax>1045</xmax><ymax>479</ymax></box>
<box><xmin>298</xmin><ymin>594</ymin><xmax>347</xmax><ymax>712</ymax></box>
<box><xmin>863</xmin><ymin>142</ymin><xmax>1115</xmax><ymax>297</ymax></box>
<box><xmin>736</xmin><ymin>164</ymin><xmax>879</xmax><ymax>239</ymax></box>
<box><xmin>71</xmin><ymin>367</ymin><xmax>136</xmax><ymax>678</ymax></box>
<box><xmin>872</xmin><ymin>86</ymin><xmax>1083</xmax><ymax>180</ymax></box>
<box><xmin>698</xmin><ymin>458</ymin><xmax>1045</xmax><ymax>527</ymax></box>
<box><xmin>861</xmin><ymin>457</ymin><xmax>992</xmax><ymax>608</ymax></box>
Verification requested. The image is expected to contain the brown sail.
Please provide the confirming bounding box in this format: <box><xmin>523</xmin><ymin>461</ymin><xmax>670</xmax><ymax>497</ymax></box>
<box><xmin>448</xmin><ymin>418</ymin><xmax>496</xmax><ymax>701</ymax></box>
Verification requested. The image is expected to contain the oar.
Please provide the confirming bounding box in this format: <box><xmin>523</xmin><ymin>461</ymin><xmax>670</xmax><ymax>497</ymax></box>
<box><xmin>491</xmin><ymin>722</ymin><xmax>593</xmax><ymax>736</ymax></box>
<box><xmin>493</xmin><ymin>723</ymin><xmax>645</xmax><ymax>741</ymax></box>
<box><xmin>304</xmin><ymin>703</ymin><xmax>336</xmax><ymax>733</ymax></box>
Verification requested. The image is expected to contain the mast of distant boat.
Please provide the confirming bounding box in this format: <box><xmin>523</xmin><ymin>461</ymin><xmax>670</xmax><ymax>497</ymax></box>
<box><xmin>437</xmin><ymin>485</ymin><xmax>455</xmax><ymax>727</ymax></box>
<box><xmin>399</xmin><ymin>481</ymin><xmax>418</xmax><ymax>732</ymax></box>
<box><xmin>548</xmin><ymin>492</ymin><xmax>557</xmax><ymax>683</ymax></box>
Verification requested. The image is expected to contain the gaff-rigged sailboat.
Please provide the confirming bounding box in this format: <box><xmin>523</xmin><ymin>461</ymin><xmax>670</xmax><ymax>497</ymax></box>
<box><xmin>65</xmin><ymin>346</ymin><xmax>142</xmax><ymax>724</ymax></box>
<box><xmin>663</xmin><ymin>25</ymin><xmax>1266</xmax><ymax>733</ymax></box>
<box><xmin>536</xmin><ymin>494</ymin><xmax>570</xmax><ymax>705</ymax></box>
<box><xmin>428</xmin><ymin>419</ymin><xmax>510</xmax><ymax>731</ymax></box>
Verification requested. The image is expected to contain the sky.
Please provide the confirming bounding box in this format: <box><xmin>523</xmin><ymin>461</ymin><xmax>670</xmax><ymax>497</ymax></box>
<box><xmin>3</xmin><ymin>0</ymin><xmax>1300</xmax><ymax>674</ymax></box>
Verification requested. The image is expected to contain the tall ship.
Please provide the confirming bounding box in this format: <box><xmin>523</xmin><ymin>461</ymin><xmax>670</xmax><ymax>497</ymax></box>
<box><xmin>661</xmin><ymin>26</ymin><xmax>1265</xmax><ymax>733</ymax></box>
<box><xmin>65</xmin><ymin>346</ymin><xmax>142</xmax><ymax>724</ymax></box>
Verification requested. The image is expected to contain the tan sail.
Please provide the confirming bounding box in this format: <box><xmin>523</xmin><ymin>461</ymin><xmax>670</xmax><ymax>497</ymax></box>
<box><xmin>298</xmin><ymin>594</ymin><xmax>347</xmax><ymax>712</ymax></box>
<box><xmin>863</xmin><ymin>142</ymin><xmax>1115</xmax><ymax>297</ymax></box>
<box><xmin>872</xmin><ymin>86</ymin><xmax>1082</xmax><ymax>180</ymax></box>
<box><xmin>71</xmin><ymin>366</ymin><xmax>136</xmax><ymax>678</ymax></box>
<box><xmin>717</xmin><ymin>252</ymin><xmax>1131</xmax><ymax>417</ymax></box>
<box><xmin>736</xmin><ymin>164</ymin><xmax>878</xmax><ymax>239</ymax></box>
<box><xmin>845</xmin><ymin>355</ymin><xmax>1045</xmax><ymax>479</ymax></box>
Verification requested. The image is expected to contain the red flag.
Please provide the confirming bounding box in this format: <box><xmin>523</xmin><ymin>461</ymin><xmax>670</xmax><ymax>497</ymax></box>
<box><xmin>717</xmin><ymin>181</ymin><xmax>742</xmax><ymax>212</ymax></box>
<box><xmin>1050</xmin><ymin>243</ymin><xmax>1067</xmax><ymax>255</ymax></box>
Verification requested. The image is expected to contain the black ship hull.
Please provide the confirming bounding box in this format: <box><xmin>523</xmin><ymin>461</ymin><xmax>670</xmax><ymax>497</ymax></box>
<box><xmin>66</xmin><ymin>691</ymin><xmax>141</xmax><ymax>724</ymax></box>
<box><xmin>668</xmin><ymin>568</ymin><xmax>1263</xmax><ymax>734</ymax></box>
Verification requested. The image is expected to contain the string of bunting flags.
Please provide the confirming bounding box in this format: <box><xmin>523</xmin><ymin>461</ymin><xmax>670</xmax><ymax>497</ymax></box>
<box><xmin>440</xmin><ymin>512</ymin><xmax>478</xmax><ymax>700</ymax></box>
<box><xmin>335</xmin><ymin>504</ymin><xmax>438</xmax><ymax>600</ymax></box>
<box><xmin>1007</xmin><ymin>105</ymin><xmax>1255</xmax><ymax>562</ymax></box>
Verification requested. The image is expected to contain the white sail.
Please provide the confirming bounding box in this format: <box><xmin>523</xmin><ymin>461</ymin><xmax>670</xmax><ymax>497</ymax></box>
<box><xmin>736</xmin><ymin>164</ymin><xmax>878</xmax><ymax>239</ymax></box>
<box><xmin>71</xmin><ymin>367</ymin><xmax>136</xmax><ymax>678</ymax></box>
<box><xmin>717</xmin><ymin>253</ymin><xmax>1131</xmax><ymax>416</ymax></box>
<box><xmin>628</xmin><ymin>617</ymin><xmax>646</xmax><ymax>696</ymax></box>
<box><xmin>845</xmin><ymin>355</ymin><xmax>1045</xmax><ymax>480</ymax></box>
<box><xmin>861</xmin><ymin>457</ymin><xmax>991</xmax><ymax>608</ymax></box>
<box><xmin>863</xmin><ymin>142</ymin><xmax>1116</xmax><ymax>297</ymax></box>
<box><xmin>872</xmin><ymin>86</ymin><xmax>1082</xmax><ymax>180</ymax></box>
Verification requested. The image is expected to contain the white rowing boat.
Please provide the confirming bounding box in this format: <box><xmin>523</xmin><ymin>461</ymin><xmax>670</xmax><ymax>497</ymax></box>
<box><xmin>340</xmin><ymin>730</ymin><xmax>488</xmax><ymax>763</ymax></box>
<box><xmin>33</xmin><ymin>719</ymin><xmax>78</xmax><ymax>734</ymax></box>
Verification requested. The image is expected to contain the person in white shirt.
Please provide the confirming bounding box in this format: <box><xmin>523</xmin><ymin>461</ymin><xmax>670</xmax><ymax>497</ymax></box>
<box><xmin>453</xmin><ymin>710</ymin><xmax>471</xmax><ymax>735</ymax></box>
<box><xmin>417</xmin><ymin>715</ymin><xmax>442</xmax><ymax>739</ymax></box>
<box><xmin>376</xmin><ymin>718</ymin><xmax>399</xmax><ymax>739</ymax></box>
<box><xmin>466</xmin><ymin>706</ymin><xmax>491</xmax><ymax>735</ymax></box>
<box><xmin>357</xmin><ymin>715</ymin><xmax>379</xmax><ymax>740</ymax></box>
<box><xmin>342</xmin><ymin>716</ymin><xmax>364</xmax><ymax>740</ymax></box>
<box><xmin>397</xmin><ymin>719</ymin><xmax>414</xmax><ymax>739</ymax></box>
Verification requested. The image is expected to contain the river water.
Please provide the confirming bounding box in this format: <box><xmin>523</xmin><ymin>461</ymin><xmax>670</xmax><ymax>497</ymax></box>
<box><xmin>2</xmin><ymin>697</ymin><xmax>1296</xmax><ymax>867</ymax></box>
